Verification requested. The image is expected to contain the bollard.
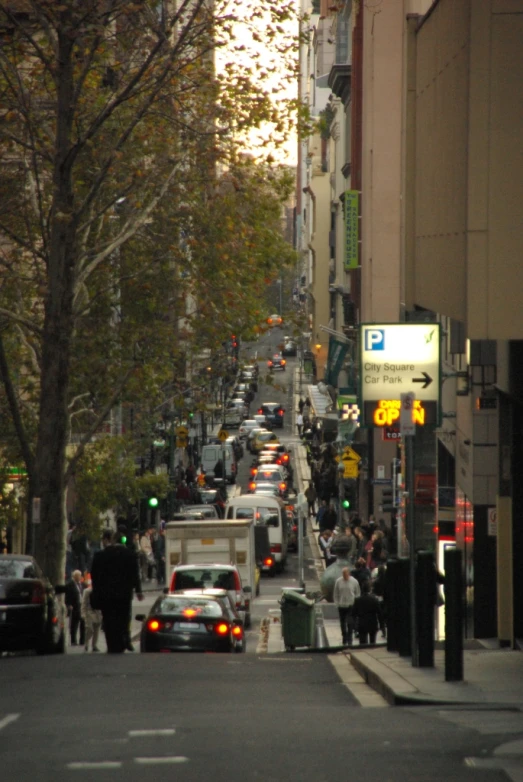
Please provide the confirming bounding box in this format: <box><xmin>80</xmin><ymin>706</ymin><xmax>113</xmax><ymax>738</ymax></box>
<box><xmin>385</xmin><ymin>558</ymin><xmax>400</xmax><ymax>652</ymax></box>
<box><xmin>416</xmin><ymin>550</ymin><xmax>435</xmax><ymax>667</ymax></box>
<box><xmin>444</xmin><ymin>547</ymin><xmax>463</xmax><ymax>681</ymax></box>
<box><xmin>397</xmin><ymin>557</ymin><xmax>411</xmax><ymax>657</ymax></box>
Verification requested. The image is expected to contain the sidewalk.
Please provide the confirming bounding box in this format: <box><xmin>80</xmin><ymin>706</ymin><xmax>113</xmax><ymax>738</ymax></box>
<box><xmin>265</xmin><ymin>369</ymin><xmax>523</xmax><ymax>709</ymax></box>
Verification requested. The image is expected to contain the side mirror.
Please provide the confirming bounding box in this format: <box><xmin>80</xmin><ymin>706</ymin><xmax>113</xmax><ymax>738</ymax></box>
<box><xmin>243</xmin><ymin>585</ymin><xmax>252</xmax><ymax>594</ymax></box>
<box><xmin>135</xmin><ymin>614</ymin><xmax>146</xmax><ymax>622</ymax></box>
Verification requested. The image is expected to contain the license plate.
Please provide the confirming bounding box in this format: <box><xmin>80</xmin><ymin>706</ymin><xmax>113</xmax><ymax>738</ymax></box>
<box><xmin>179</xmin><ymin>622</ymin><xmax>197</xmax><ymax>630</ymax></box>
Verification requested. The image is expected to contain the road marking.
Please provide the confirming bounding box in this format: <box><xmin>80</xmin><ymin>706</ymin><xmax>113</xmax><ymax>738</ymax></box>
<box><xmin>0</xmin><ymin>714</ymin><xmax>20</xmax><ymax>732</ymax></box>
<box><xmin>135</xmin><ymin>756</ymin><xmax>189</xmax><ymax>765</ymax></box>
<box><xmin>128</xmin><ymin>729</ymin><xmax>175</xmax><ymax>737</ymax></box>
<box><xmin>67</xmin><ymin>762</ymin><xmax>122</xmax><ymax>770</ymax></box>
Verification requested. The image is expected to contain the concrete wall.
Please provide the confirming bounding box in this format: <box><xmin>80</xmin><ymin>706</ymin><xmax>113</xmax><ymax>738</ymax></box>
<box><xmin>414</xmin><ymin>0</ymin><xmax>470</xmax><ymax>321</ymax></box>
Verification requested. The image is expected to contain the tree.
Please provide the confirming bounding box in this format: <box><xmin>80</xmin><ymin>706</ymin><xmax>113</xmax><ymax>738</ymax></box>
<box><xmin>0</xmin><ymin>0</ymin><xmax>299</xmax><ymax>583</ymax></box>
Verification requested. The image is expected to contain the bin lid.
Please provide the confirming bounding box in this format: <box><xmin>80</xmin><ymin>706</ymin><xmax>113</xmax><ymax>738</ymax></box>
<box><xmin>281</xmin><ymin>589</ymin><xmax>314</xmax><ymax>607</ymax></box>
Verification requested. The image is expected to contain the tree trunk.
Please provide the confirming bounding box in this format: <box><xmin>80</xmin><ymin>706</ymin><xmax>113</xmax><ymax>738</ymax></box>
<box><xmin>33</xmin><ymin>26</ymin><xmax>76</xmax><ymax>586</ymax></box>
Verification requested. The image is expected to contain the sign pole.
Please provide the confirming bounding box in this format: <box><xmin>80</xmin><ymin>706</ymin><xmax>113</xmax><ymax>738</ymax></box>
<box><xmin>406</xmin><ymin>432</ymin><xmax>418</xmax><ymax>667</ymax></box>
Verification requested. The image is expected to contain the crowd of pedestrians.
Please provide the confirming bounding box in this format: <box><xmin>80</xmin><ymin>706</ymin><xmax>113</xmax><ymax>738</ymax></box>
<box><xmin>303</xmin><ymin>484</ymin><xmax>390</xmax><ymax>647</ymax></box>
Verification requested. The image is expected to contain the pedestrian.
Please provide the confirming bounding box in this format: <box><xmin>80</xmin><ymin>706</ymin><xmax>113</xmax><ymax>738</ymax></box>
<box><xmin>333</xmin><ymin>566</ymin><xmax>361</xmax><ymax>646</ymax></box>
<box><xmin>352</xmin><ymin>557</ymin><xmax>372</xmax><ymax>590</ymax></box>
<box><xmin>319</xmin><ymin>529</ymin><xmax>336</xmax><ymax>568</ymax></box>
<box><xmin>305</xmin><ymin>482</ymin><xmax>317</xmax><ymax>518</ymax></box>
<box><xmin>155</xmin><ymin>527</ymin><xmax>166</xmax><ymax>586</ymax></box>
<box><xmin>341</xmin><ymin>526</ymin><xmax>358</xmax><ymax>565</ymax></box>
<box><xmin>91</xmin><ymin>529</ymin><xmax>144</xmax><ymax>654</ymax></box>
<box><xmin>139</xmin><ymin>529</ymin><xmax>154</xmax><ymax>582</ymax></box>
<box><xmin>65</xmin><ymin>569</ymin><xmax>85</xmax><ymax>647</ymax></box>
<box><xmin>296</xmin><ymin>412</ymin><xmax>304</xmax><ymax>437</ymax></box>
<box><xmin>322</xmin><ymin>502</ymin><xmax>338</xmax><ymax>533</ymax></box>
<box><xmin>353</xmin><ymin>581</ymin><xmax>386</xmax><ymax>645</ymax></box>
<box><xmin>315</xmin><ymin>500</ymin><xmax>327</xmax><ymax>532</ymax></box>
<box><xmin>298</xmin><ymin>398</ymin><xmax>305</xmax><ymax>414</ymax></box>
<box><xmin>81</xmin><ymin>579</ymin><xmax>102</xmax><ymax>652</ymax></box>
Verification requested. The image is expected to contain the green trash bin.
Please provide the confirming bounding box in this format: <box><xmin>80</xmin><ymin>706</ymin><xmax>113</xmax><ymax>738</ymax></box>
<box><xmin>280</xmin><ymin>589</ymin><xmax>315</xmax><ymax>651</ymax></box>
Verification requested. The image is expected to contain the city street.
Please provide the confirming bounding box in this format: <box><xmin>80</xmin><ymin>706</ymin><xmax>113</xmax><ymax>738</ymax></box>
<box><xmin>0</xmin><ymin>330</ymin><xmax>518</xmax><ymax>781</ymax></box>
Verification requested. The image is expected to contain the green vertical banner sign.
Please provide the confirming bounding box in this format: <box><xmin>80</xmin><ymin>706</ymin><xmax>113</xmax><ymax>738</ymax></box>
<box><xmin>324</xmin><ymin>338</ymin><xmax>349</xmax><ymax>387</ymax></box>
<box><xmin>344</xmin><ymin>190</ymin><xmax>359</xmax><ymax>270</ymax></box>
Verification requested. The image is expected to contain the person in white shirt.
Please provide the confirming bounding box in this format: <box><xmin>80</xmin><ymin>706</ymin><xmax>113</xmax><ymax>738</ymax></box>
<box><xmin>333</xmin><ymin>567</ymin><xmax>361</xmax><ymax>645</ymax></box>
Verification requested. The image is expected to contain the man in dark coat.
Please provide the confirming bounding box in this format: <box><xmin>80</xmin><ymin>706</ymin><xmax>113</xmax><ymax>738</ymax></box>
<box><xmin>353</xmin><ymin>581</ymin><xmax>385</xmax><ymax>645</ymax></box>
<box><xmin>91</xmin><ymin>529</ymin><xmax>143</xmax><ymax>653</ymax></box>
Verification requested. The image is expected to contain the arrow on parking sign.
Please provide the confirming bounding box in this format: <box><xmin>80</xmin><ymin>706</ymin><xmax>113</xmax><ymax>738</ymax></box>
<box><xmin>412</xmin><ymin>371</ymin><xmax>433</xmax><ymax>389</ymax></box>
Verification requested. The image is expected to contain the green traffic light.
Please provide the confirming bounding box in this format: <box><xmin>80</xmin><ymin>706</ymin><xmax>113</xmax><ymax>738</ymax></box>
<box><xmin>342</xmin><ymin>499</ymin><xmax>350</xmax><ymax>509</ymax></box>
<box><xmin>148</xmin><ymin>496</ymin><xmax>159</xmax><ymax>508</ymax></box>
<box><xmin>121</xmin><ymin>535</ymin><xmax>127</xmax><ymax>544</ymax></box>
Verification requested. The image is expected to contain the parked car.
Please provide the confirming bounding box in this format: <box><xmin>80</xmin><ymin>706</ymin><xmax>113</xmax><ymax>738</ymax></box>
<box><xmin>267</xmin><ymin>353</ymin><xmax>286</xmax><ymax>371</ymax></box>
<box><xmin>0</xmin><ymin>554</ymin><xmax>66</xmax><ymax>655</ymax></box>
<box><xmin>257</xmin><ymin>402</ymin><xmax>285</xmax><ymax>429</ymax></box>
<box><xmin>136</xmin><ymin>591</ymin><xmax>244</xmax><ymax>653</ymax></box>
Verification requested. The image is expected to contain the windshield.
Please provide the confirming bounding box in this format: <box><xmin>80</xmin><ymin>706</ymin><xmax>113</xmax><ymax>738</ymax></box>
<box><xmin>0</xmin><ymin>559</ymin><xmax>38</xmax><ymax>579</ymax></box>
<box><xmin>174</xmin><ymin>569</ymin><xmax>236</xmax><ymax>591</ymax></box>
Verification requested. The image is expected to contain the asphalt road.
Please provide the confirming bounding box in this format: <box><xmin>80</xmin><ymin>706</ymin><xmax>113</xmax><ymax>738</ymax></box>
<box><xmin>0</xmin><ymin>331</ymin><xmax>511</xmax><ymax>781</ymax></box>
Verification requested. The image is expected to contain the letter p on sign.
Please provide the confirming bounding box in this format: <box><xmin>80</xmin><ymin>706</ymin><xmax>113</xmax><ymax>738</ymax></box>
<box><xmin>365</xmin><ymin>328</ymin><xmax>385</xmax><ymax>351</ymax></box>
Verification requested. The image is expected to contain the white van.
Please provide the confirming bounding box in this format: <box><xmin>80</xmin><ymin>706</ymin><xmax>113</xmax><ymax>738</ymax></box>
<box><xmin>201</xmin><ymin>443</ymin><xmax>237</xmax><ymax>484</ymax></box>
<box><xmin>225</xmin><ymin>495</ymin><xmax>288</xmax><ymax>573</ymax></box>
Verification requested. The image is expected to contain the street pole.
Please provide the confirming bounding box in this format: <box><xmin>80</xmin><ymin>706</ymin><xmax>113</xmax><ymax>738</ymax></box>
<box><xmin>406</xmin><ymin>433</ymin><xmax>418</xmax><ymax>666</ymax></box>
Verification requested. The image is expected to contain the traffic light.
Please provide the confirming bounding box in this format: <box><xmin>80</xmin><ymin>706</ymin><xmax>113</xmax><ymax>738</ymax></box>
<box><xmin>381</xmin><ymin>486</ymin><xmax>396</xmax><ymax>513</ymax></box>
<box><xmin>342</xmin><ymin>498</ymin><xmax>351</xmax><ymax>510</ymax></box>
<box><xmin>188</xmin><ymin>411</ymin><xmax>194</xmax><ymax>420</ymax></box>
<box><xmin>148</xmin><ymin>495</ymin><xmax>159</xmax><ymax>508</ymax></box>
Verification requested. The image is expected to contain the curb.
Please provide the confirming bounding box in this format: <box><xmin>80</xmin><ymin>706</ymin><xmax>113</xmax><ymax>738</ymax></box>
<box><xmin>348</xmin><ymin>651</ymin><xmax>489</xmax><ymax>707</ymax></box>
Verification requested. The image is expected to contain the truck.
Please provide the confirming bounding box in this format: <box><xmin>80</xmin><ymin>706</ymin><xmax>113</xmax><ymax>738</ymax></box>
<box><xmin>164</xmin><ymin>519</ymin><xmax>257</xmax><ymax>627</ymax></box>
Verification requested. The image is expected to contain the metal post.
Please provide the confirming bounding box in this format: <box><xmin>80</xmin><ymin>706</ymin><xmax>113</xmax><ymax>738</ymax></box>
<box><xmin>406</xmin><ymin>433</ymin><xmax>418</xmax><ymax>666</ymax></box>
<box><xmin>444</xmin><ymin>547</ymin><xmax>463</xmax><ymax>681</ymax></box>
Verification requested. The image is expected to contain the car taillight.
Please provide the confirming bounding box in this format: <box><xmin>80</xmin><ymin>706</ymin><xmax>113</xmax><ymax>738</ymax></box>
<box><xmin>271</xmin><ymin>544</ymin><xmax>282</xmax><ymax>553</ymax></box>
<box><xmin>215</xmin><ymin>622</ymin><xmax>230</xmax><ymax>635</ymax></box>
<box><xmin>292</xmin><ymin>525</ymin><xmax>297</xmax><ymax>532</ymax></box>
<box><xmin>232</xmin><ymin>625</ymin><xmax>243</xmax><ymax>639</ymax></box>
<box><xmin>31</xmin><ymin>584</ymin><xmax>45</xmax><ymax>604</ymax></box>
<box><xmin>147</xmin><ymin>619</ymin><xmax>162</xmax><ymax>632</ymax></box>
<box><xmin>277</xmin><ymin>409</ymin><xmax>284</xmax><ymax>416</ymax></box>
<box><xmin>267</xmin><ymin>361</ymin><xmax>273</xmax><ymax>367</ymax></box>
<box><xmin>264</xmin><ymin>557</ymin><xmax>274</xmax><ymax>567</ymax></box>
<box><xmin>276</xmin><ymin>457</ymin><xmax>283</xmax><ymax>465</ymax></box>
<box><xmin>281</xmin><ymin>359</ymin><xmax>286</xmax><ymax>365</ymax></box>
<box><xmin>249</xmin><ymin>481</ymin><xmax>256</xmax><ymax>491</ymax></box>
<box><xmin>251</xmin><ymin>467</ymin><xmax>257</xmax><ymax>476</ymax></box>
<box><xmin>257</xmin><ymin>409</ymin><xmax>263</xmax><ymax>414</ymax></box>
<box><xmin>282</xmin><ymin>454</ymin><xmax>289</xmax><ymax>462</ymax></box>
<box><xmin>279</xmin><ymin>482</ymin><xmax>287</xmax><ymax>491</ymax></box>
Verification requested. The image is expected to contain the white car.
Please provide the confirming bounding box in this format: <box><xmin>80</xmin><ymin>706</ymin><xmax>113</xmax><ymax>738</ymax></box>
<box><xmin>239</xmin><ymin>419</ymin><xmax>260</xmax><ymax>439</ymax></box>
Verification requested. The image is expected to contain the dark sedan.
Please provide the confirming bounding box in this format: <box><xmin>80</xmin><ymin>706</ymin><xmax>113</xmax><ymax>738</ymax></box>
<box><xmin>137</xmin><ymin>592</ymin><xmax>244</xmax><ymax>653</ymax></box>
<box><xmin>0</xmin><ymin>554</ymin><xmax>66</xmax><ymax>655</ymax></box>
<box><xmin>257</xmin><ymin>402</ymin><xmax>285</xmax><ymax>429</ymax></box>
